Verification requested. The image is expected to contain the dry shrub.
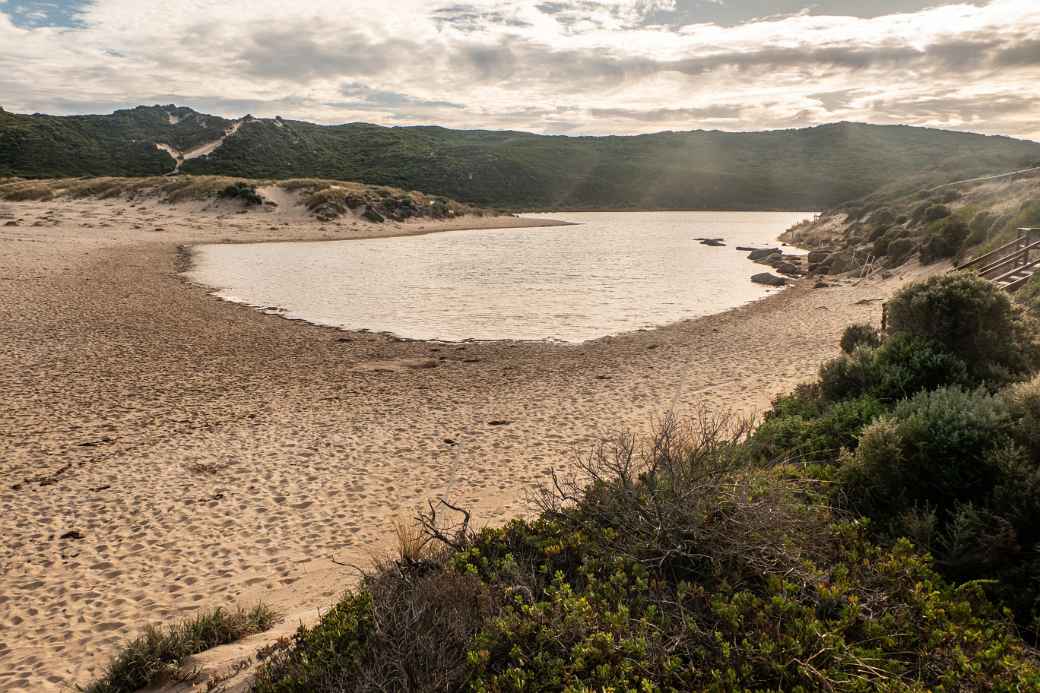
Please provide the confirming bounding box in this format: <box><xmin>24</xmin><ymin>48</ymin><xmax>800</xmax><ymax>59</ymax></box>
<box><xmin>534</xmin><ymin>413</ymin><xmax>828</xmax><ymax>586</ymax></box>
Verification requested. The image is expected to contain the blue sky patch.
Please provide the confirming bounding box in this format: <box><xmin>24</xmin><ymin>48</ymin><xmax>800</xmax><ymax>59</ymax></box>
<box><xmin>2</xmin><ymin>0</ymin><xmax>90</xmax><ymax>28</ymax></box>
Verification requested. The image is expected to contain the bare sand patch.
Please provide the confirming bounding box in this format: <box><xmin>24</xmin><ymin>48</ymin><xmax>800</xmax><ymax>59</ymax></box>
<box><xmin>0</xmin><ymin>198</ymin><xmax>935</xmax><ymax>691</ymax></box>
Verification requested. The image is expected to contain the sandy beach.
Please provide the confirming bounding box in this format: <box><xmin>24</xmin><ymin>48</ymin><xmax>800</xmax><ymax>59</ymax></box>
<box><xmin>0</xmin><ymin>198</ymin><xmax>926</xmax><ymax>690</ymax></box>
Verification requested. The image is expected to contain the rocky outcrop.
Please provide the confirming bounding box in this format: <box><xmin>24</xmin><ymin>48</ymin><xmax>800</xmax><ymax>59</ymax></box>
<box><xmin>748</xmin><ymin>247</ymin><xmax>781</xmax><ymax>261</ymax></box>
<box><xmin>751</xmin><ymin>272</ymin><xmax>787</xmax><ymax>286</ymax></box>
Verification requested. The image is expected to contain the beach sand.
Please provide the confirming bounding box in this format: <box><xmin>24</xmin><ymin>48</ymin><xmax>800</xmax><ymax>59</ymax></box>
<box><xmin>0</xmin><ymin>198</ymin><xmax>930</xmax><ymax>690</ymax></box>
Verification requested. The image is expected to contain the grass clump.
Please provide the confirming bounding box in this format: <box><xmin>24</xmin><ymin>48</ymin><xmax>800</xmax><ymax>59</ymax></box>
<box><xmin>85</xmin><ymin>604</ymin><xmax>279</xmax><ymax>693</ymax></box>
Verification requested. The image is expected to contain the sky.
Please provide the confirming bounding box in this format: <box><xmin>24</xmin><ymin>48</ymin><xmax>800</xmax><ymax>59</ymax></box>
<box><xmin>1</xmin><ymin>0</ymin><xmax>1039</xmax><ymax>139</ymax></box>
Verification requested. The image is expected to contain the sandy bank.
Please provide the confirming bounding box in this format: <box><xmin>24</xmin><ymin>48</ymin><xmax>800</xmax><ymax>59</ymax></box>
<box><xmin>0</xmin><ymin>198</ymin><xmax>933</xmax><ymax>691</ymax></box>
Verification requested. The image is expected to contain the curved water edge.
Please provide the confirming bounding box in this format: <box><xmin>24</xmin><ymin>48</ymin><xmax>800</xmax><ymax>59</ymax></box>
<box><xmin>185</xmin><ymin>211</ymin><xmax>813</xmax><ymax>343</ymax></box>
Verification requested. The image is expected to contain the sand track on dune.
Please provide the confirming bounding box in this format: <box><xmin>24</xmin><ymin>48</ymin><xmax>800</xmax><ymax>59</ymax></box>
<box><xmin>0</xmin><ymin>199</ymin><xmax>931</xmax><ymax>691</ymax></box>
<box><xmin>155</xmin><ymin>120</ymin><xmax>245</xmax><ymax>174</ymax></box>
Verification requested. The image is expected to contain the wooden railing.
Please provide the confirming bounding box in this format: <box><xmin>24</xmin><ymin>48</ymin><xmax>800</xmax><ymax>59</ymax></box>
<box><xmin>956</xmin><ymin>228</ymin><xmax>1040</xmax><ymax>292</ymax></box>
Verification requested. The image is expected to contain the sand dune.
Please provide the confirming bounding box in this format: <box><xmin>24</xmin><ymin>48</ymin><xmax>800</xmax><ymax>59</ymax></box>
<box><xmin>0</xmin><ymin>198</ymin><xmax>932</xmax><ymax>691</ymax></box>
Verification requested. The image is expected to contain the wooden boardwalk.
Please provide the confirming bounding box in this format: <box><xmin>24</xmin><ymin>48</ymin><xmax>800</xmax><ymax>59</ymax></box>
<box><xmin>956</xmin><ymin>227</ymin><xmax>1040</xmax><ymax>292</ymax></box>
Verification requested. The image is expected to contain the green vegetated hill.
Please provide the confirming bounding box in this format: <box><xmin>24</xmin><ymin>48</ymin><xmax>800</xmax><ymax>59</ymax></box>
<box><xmin>3</xmin><ymin>104</ymin><xmax>1040</xmax><ymax>210</ymax></box>
<box><xmin>782</xmin><ymin>169</ymin><xmax>1040</xmax><ymax>275</ymax></box>
<box><xmin>0</xmin><ymin>106</ymin><xmax>233</xmax><ymax>178</ymax></box>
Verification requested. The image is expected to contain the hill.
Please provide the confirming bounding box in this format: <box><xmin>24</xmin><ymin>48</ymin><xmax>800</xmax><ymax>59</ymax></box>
<box><xmin>780</xmin><ymin>167</ymin><xmax>1040</xmax><ymax>276</ymax></box>
<box><xmin>3</xmin><ymin>105</ymin><xmax>1040</xmax><ymax>210</ymax></box>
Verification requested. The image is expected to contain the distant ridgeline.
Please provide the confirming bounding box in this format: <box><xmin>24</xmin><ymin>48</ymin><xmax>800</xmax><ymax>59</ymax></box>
<box><xmin>2</xmin><ymin>104</ymin><xmax>1040</xmax><ymax>210</ymax></box>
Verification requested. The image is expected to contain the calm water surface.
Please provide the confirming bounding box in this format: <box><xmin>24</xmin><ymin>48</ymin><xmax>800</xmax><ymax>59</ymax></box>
<box><xmin>188</xmin><ymin>211</ymin><xmax>812</xmax><ymax>342</ymax></box>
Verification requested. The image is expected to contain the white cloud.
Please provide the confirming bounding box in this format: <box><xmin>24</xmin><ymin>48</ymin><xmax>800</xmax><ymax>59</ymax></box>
<box><xmin>1</xmin><ymin>0</ymin><xmax>1038</xmax><ymax>139</ymax></box>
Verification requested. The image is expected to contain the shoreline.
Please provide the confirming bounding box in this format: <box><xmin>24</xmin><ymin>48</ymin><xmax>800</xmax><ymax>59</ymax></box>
<box><xmin>0</xmin><ymin>198</ymin><xmax>928</xmax><ymax>691</ymax></box>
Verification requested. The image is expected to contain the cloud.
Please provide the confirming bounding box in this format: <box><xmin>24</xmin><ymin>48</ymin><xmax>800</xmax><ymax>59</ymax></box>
<box><xmin>0</xmin><ymin>0</ymin><xmax>1039</xmax><ymax>140</ymax></box>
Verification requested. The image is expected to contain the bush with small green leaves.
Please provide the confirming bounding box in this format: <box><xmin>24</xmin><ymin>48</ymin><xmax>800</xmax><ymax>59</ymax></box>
<box><xmin>218</xmin><ymin>181</ymin><xmax>264</xmax><ymax>206</ymax></box>
<box><xmin>870</xmin><ymin>207</ymin><xmax>896</xmax><ymax>226</ymax></box>
<box><xmin>751</xmin><ymin>393</ymin><xmax>886</xmax><ymax>464</ymax></box>
<box><xmin>819</xmin><ymin>334</ymin><xmax>970</xmax><ymax>403</ymax></box>
<box><xmin>920</xmin><ymin>217</ymin><xmax>970</xmax><ymax>264</ymax></box>
<box><xmin>840</xmin><ymin>323</ymin><xmax>880</xmax><ymax>354</ymax></box>
<box><xmin>923</xmin><ymin>203</ymin><xmax>951</xmax><ymax>222</ymax></box>
<box><xmin>965</xmin><ymin>210</ymin><xmax>996</xmax><ymax>247</ymax></box>
<box><xmin>1004</xmin><ymin>375</ymin><xmax>1040</xmax><ymax>455</ymax></box>
<box><xmin>885</xmin><ymin>237</ymin><xmax>915</xmax><ymax>265</ymax></box>
<box><xmin>252</xmin><ymin>417</ymin><xmax>1040</xmax><ymax>691</ymax></box>
<box><xmin>885</xmin><ymin>273</ymin><xmax>1040</xmax><ymax>382</ymax></box>
<box><xmin>838</xmin><ymin>386</ymin><xmax>1012</xmax><ymax>525</ymax></box>
<box><xmin>1018</xmin><ymin>273</ymin><xmax>1040</xmax><ymax>319</ymax></box>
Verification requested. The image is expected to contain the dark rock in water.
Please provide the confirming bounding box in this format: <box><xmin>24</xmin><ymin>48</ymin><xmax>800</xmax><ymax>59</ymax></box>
<box><xmin>488</xmin><ymin>420</ymin><xmax>512</xmax><ymax>426</ymax></box>
<box><xmin>3</xmin><ymin>220</ymin><xmax>18</xmax><ymax>227</ymax></box>
<box><xmin>698</xmin><ymin>238</ymin><xmax>725</xmax><ymax>246</ymax></box>
<box><xmin>735</xmin><ymin>246</ymin><xmax>758</xmax><ymax>252</ymax></box>
<box><xmin>59</xmin><ymin>530</ymin><xmax>84</xmax><ymax>541</ymax></box>
<box><xmin>775</xmin><ymin>262</ymin><xmax>802</xmax><ymax>276</ymax></box>
<box><xmin>751</xmin><ymin>272</ymin><xmax>788</xmax><ymax>286</ymax></box>
<box><xmin>748</xmin><ymin>247</ymin><xmax>781</xmax><ymax>261</ymax></box>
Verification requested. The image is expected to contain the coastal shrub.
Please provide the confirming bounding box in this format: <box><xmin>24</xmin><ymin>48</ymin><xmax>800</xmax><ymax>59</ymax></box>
<box><xmin>965</xmin><ymin>210</ymin><xmax>996</xmax><ymax>247</ymax></box>
<box><xmin>818</xmin><ymin>335</ymin><xmax>969</xmax><ymax>403</ymax></box>
<box><xmin>254</xmin><ymin>569</ymin><xmax>491</xmax><ymax>693</ymax></box>
<box><xmin>870</xmin><ymin>206</ymin><xmax>896</xmax><ymax>226</ymax></box>
<box><xmin>885</xmin><ymin>273</ymin><xmax>1040</xmax><ymax>382</ymax></box>
<box><xmin>751</xmin><ymin>393</ymin><xmax>885</xmax><ymax>464</ymax></box>
<box><xmin>839</xmin><ymin>322</ymin><xmax>880</xmax><ymax>353</ymax></box>
<box><xmin>1004</xmin><ymin>375</ymin><xmax>1040</xmax><ymax>454</ymax></box>
<box><xmin>1020</xmin><ymin>274</ymin><xmax>1040</xmax><ymax>318</ymax></box>
<box><xmin>85</xmin><ymin>604</ymin><xmax>279</xmax><ymax>693</ymax></box>
<box><xmin>836</xmin><ymin>382</ymin><xmax>1040</xmax><ymax>633</ymax></box>
<box><xmin>218</xmin><ymin>181</ymin><xmax>264</xmax><ymax>206</ymax></box>
<box><xmin>838</xmin><ymin>386</ymin><xmax>1012</xmax><ymax>525</ymax></box>
<box><xmin>885</xmin><ymin>237</ymin><xmax>915</xmax><ymax>265</ymax></box>
<box><xmin>252</xmin><ymin>419</ymin><xmax>1040</xmax><ymax>690</ymax></box>
<box><xmin>923</xmin><ymin>203</ymin><xmax>951</xmax><ymax>223</ymax></box>
<box><xmin>872</xmin><ymin>225</ymin><xmax>905</xmax><ymax>256</ymax></box>
<box><xmin>919</xmin><ymin>218</ymin><xmax>969</xmax><ymax>264</ymax></box>
<box><xmin>867</xmin><ymin>223</ymin><xmax>890</xmax><ymax>242</ymax></box>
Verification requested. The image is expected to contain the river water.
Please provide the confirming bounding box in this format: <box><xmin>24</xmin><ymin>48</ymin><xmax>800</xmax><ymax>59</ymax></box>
<box><xmin>186</xmin><ymin>211</ymin><xmax>811</xmax><ymax>342</ymax></box>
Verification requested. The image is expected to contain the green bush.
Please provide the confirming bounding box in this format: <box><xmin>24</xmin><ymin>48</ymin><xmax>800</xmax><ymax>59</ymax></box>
<box><xmin>840</xmin><ymin>323</ymin><xmax>880</xmax><ymax>353</ymax></box>
<box><xmin>252</xmin><ymin>420</ymin><xmax>1040</xmax><ymax>691</ymax></box>
<box><xmin>885</xmin><ymin>237</ymin><xmax>915</xmax><ymax>265</ymax></box>
<box><xmin>886</xmin><ymin>273</ymin><xmax>1040</xmax><ymax>382</ymax></box>
<box><xmin>86</xmin><ymin>604</ymin><xmax>278</xmax><ymax>693</ymax></box>
<box><xmin>923</xmin><ymin>203</ymin><xmax>951</xmax><ymax>222</ymax></box>
<box><xmin>751</xmin><ymin>394</ymin><xmax>885</xmax><ymax>464</ymax></box>
<box><xmin>919</xmin><ymin>218</ymin><xmax>969</xmax><ymax>264</ymax></box>
<box><xmin>1018</xmin><ymin>273</ymin><xmax>1040</xmax><ymax>318</ymax></box>
<box><xmin>1004</xmin><ymin>375</ymin><xmax>1040</xmax><ymax>455</ymax></box>
<box><xmin>819</xmin><ymin>334</ymin><xmax>969</xmax><ymax>403</ymax></box>
<box><xmin>965</xmin><ymin>210</ymin><xmax>996</xmax><ymax>247</ymax></box>
<box><xmin>218</xmin><ymin>181</ymin><xmax>264</xmax><ymax>206</ymax></box>
<box><xmin>840</xmin><ymin>387</ymin><xmax>1011</xmax><ymax>521</ymax></box>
